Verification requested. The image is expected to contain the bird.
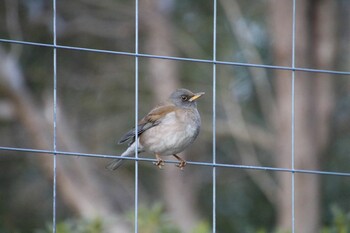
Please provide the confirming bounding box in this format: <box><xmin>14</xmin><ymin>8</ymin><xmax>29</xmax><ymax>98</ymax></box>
<box><xmin>107</xmin><ymin>88</ymin><xmax>204</xmax><ymax>170</ymax></box>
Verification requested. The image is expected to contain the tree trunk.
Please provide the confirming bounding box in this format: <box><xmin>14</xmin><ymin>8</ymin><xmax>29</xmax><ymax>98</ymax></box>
<box><xmin>268</xmin><ymin>0</ymin><xmax>336</xmax><ymax>232</ymax></box>
<box><xmin>0</xmin><ymin>48</ymin><xmax>131</xmax><ymax>233</ymax></box>
<box><xmin>142</xmin><ymin>0</ymin><xmax>201</xmax><ymax>232</ymax></box>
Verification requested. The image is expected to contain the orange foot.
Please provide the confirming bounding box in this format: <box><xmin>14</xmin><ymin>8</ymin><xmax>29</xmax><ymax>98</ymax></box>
<box><xmin>173</xmin><ymin>154</ymin><xmax>187</xmax><ymax>170</ymax></box>
<box><xmin>176</xmin><ymin>160</ymin><xmax>187</xmax><ymax>170</ymax></box>
<box><xmin>153</xmin><ymin>154</ymin><xmax>164</xmax><ymax>169</ymax></box>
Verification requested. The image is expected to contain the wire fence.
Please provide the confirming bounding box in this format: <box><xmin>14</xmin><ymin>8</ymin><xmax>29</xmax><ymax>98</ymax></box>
<box><xmin>1</xmin><ymin>0</ymin><xmax>350</xmax><ymax>233</ymax></box>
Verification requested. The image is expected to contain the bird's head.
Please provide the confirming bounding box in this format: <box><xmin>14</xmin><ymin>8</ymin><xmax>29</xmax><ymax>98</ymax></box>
<box><xmin>169</xmin><ymin>88</ymin><xmax>205</xmax><ymax>108</ymax></box>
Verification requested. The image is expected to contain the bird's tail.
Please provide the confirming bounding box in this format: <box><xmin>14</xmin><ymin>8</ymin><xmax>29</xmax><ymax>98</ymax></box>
<box><xmin>106</xmin><ymin>142</ymin><xmax>139</xmax><ymax>170</ymax></box>
<box><xmin>106</xmin><ymin>158</ymin><xmax>125</xmax><ymax>170</ymax></box>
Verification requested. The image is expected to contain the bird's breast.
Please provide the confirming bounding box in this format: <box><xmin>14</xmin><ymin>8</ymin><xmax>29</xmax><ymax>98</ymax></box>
<box><xmin>139</xmin><ymin>109</ymin><xmax>200</xmax><ymax>155</ymax></box>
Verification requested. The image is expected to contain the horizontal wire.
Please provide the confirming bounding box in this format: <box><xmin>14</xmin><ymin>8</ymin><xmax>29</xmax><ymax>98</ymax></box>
<box><xmin>0</xmin><ymin>38</ymin><xmax>349</xmax><ymax>76</ymax></box>
<box><xmin>1</xmin><ymin>38</ymin><xmax>349</xmax><ymax>180</ymax></box>
<box><xmin>1</xmin><ymin>146</ymin><xmax>350</xmax><ymax>177</ymax></box>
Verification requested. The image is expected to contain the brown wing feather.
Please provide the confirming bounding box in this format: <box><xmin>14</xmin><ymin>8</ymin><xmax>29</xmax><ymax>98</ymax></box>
<box><xmin>118</xmin><ymin>104</ymin><xmax>177</xmax><ymax>145</ymax></box>
<box><xmin>142</xmin><ymin>104</ymin><xmax>176</xmax><ymax>122</ymax></box>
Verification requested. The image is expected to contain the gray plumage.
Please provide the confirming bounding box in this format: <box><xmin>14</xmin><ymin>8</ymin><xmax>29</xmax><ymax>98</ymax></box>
<box><xmin>107</xmin><ymin>88</ymin><xmax>204</xmax><ymax>170</ymax></box>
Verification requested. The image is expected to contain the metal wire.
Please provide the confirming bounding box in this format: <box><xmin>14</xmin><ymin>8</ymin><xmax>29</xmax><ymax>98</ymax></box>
<box><xmin>212</xmin><ymin>0</ymin><xmax>217</xmax><ymax>232</ymax></box>
<box><xmin>52</xmin><ymin>0</ymin><xmax>57</xmax><ymax>232</ymax></box>
<box><xmin>1</xmin><ymin>2</ymin><xmax>350</xmax><ymax>233</ymax></box>
<box><xmin>291</xmin><ymin>0</ymin><xmax>297</xmax><ymax>232</ymax></box>
<box><xmin>134</xmin><ymin>0</ymin><xmax>139</xmax><ymax>232</ymax></box>
<box><xmin>0</xmin><ymin>38</ymin><xmax>349</xmax><ymax>76</ymax></box>
<box><xmin>1</xmin><ymin>146</ymin><xmax>350</xmax><ymax>177</ymax></box>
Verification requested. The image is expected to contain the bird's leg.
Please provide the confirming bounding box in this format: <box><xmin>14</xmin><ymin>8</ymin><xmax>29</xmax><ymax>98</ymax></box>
<box><xmin>173</xmin><ymin>154</ymin><xmax>187</xmax><ymax>170</ymax></box>
<box><xmin>153</xmin><ymin>154</ymin><xmax>164</xmax><ymax>169</ymax></box>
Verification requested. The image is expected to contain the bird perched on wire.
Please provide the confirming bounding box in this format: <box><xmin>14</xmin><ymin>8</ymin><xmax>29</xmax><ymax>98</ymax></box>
<box><xmin>107</xmin><ymin>88</ymin><xmax>204</xmax><ymax>170</ymax></box>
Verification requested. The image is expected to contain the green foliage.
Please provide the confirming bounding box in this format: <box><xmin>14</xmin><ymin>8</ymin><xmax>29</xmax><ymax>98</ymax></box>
<box><xmin>26</xmin><ymin>205</ymin><xmax>350</xmax><ymax>233</ymax></box>
<box><xmin>35</xmin><ymin>218</ymin><xmax>103</xmax><ymax>233</ymax></box>
<box><xmin>272</xmin><ymin>230</ymin><xmax>291</xmax><ymax>233</ymax></box>
<box><xmin>257</xmin><ymin>205</ymin><xmax>350</xmax><ymax>233</ymax></box>
<box><xmin>34</xmin><ymin>204</ymin><xmax>210</xmax><ymax>233</ymax></box>
<box><xmin>128</xmin><ymin>203</ymin><xmax>178</xmax><ymax>233</ymax></box>
<box><xmin>191</xmin><ymin>222</ymin><xmax>211</xmax><ymax>233</ymax></box>
<box><xmin>322</xmin><ymin>206</ymin><xmax>350</xmax><ymax>233</ymax></box>
<box><xmin>127</xmin><ymin>203</ymin><xmax>210</xmax><ymax>233</ymax></box>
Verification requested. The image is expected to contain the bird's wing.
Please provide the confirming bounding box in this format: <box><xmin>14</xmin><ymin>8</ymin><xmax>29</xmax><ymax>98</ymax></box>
<box><xmin>118</xmin><ymin>104</ymin><xmax>176</xmax><ymax>145</ymax></box>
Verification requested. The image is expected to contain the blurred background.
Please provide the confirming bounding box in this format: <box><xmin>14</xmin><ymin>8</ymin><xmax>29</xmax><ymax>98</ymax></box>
<box><xmin>0</xmin><ymin>0</ymin><xmax>350</xmax><ymax>232</ymax></box>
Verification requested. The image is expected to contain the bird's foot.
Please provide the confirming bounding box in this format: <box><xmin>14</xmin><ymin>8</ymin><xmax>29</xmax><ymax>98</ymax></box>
<box><xmin>176</xmin><ymin>160</ymin><xmax>187</xmax><ymax>170</ymax></box>
<box><xmin>172</xmin><ymin>154</ymin><xmax>187</xmax><ymax>170</ymax></box>
<box><xmin>153</xmin><ymin>158</ymin><xmax>165</xmax><ymax>169</ymax></box>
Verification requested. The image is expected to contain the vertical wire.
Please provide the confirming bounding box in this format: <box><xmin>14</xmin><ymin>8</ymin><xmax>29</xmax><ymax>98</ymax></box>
<box><xmin>291</xmin><ymin>0</ymin><xmax>296</xmax><ymax>232</ymax></box>
<box><xmin>212</xmin><ymin>0</ymin><xmax>217</xmax><ymax>232</ymax></box>
<box><xmin>52</xmin><ymin>0</ymin><xmax>57</xmax><ymax>232</ymax></box>
<box><xmin>134</xmin><ymin>0</ymin><xmax>139</xmax><ymax>232</ymax></box>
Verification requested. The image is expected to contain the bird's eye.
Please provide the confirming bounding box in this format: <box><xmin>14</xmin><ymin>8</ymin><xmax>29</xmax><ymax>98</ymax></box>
<box><xmin>181</xmin><ymin>95</ymin><xmax>188</xmax><ymax>101</ymax></box>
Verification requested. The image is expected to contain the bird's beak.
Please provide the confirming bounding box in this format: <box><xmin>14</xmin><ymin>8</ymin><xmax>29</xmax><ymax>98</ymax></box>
<box><xmin>189</xmin><ymin>92</ymin><xmax>205</xmax><ymax>102</ymax></box>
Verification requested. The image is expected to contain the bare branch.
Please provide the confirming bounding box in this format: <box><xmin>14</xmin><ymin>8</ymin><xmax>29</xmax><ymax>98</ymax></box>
<box><xmin>202</xmin><ymin>119</ymin><xmax>274</xmax><ymax>151</ymax></box>
<box><xmin>0</xmin><ymin>47</ymin><xmax>131</xmax><ymax>232</ymax></box>
<box><xmin>0</xmin><ymin>100</ymin><xmax>15</xmax><ymax>120</ymax></box>
<box><xmin>5</xmin><ymin>0</ymin><xmax>23</xmax><ymax>57</ymax></box>
<box><xmin>219</xmin><ymin>0</ymin><xmax>276</xmax><ymax>129</ymax></box>
<box><xmin>219</xmin><ymin>75</ymin><xmax>278</xmax><ymax>205</ymax></box>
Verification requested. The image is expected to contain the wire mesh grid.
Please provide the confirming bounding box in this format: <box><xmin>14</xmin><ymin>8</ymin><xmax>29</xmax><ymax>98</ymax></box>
<box><xmin>1</xmin><ymin>0</ymin><xmax>350</xmax><ymax>232</ymax></box>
